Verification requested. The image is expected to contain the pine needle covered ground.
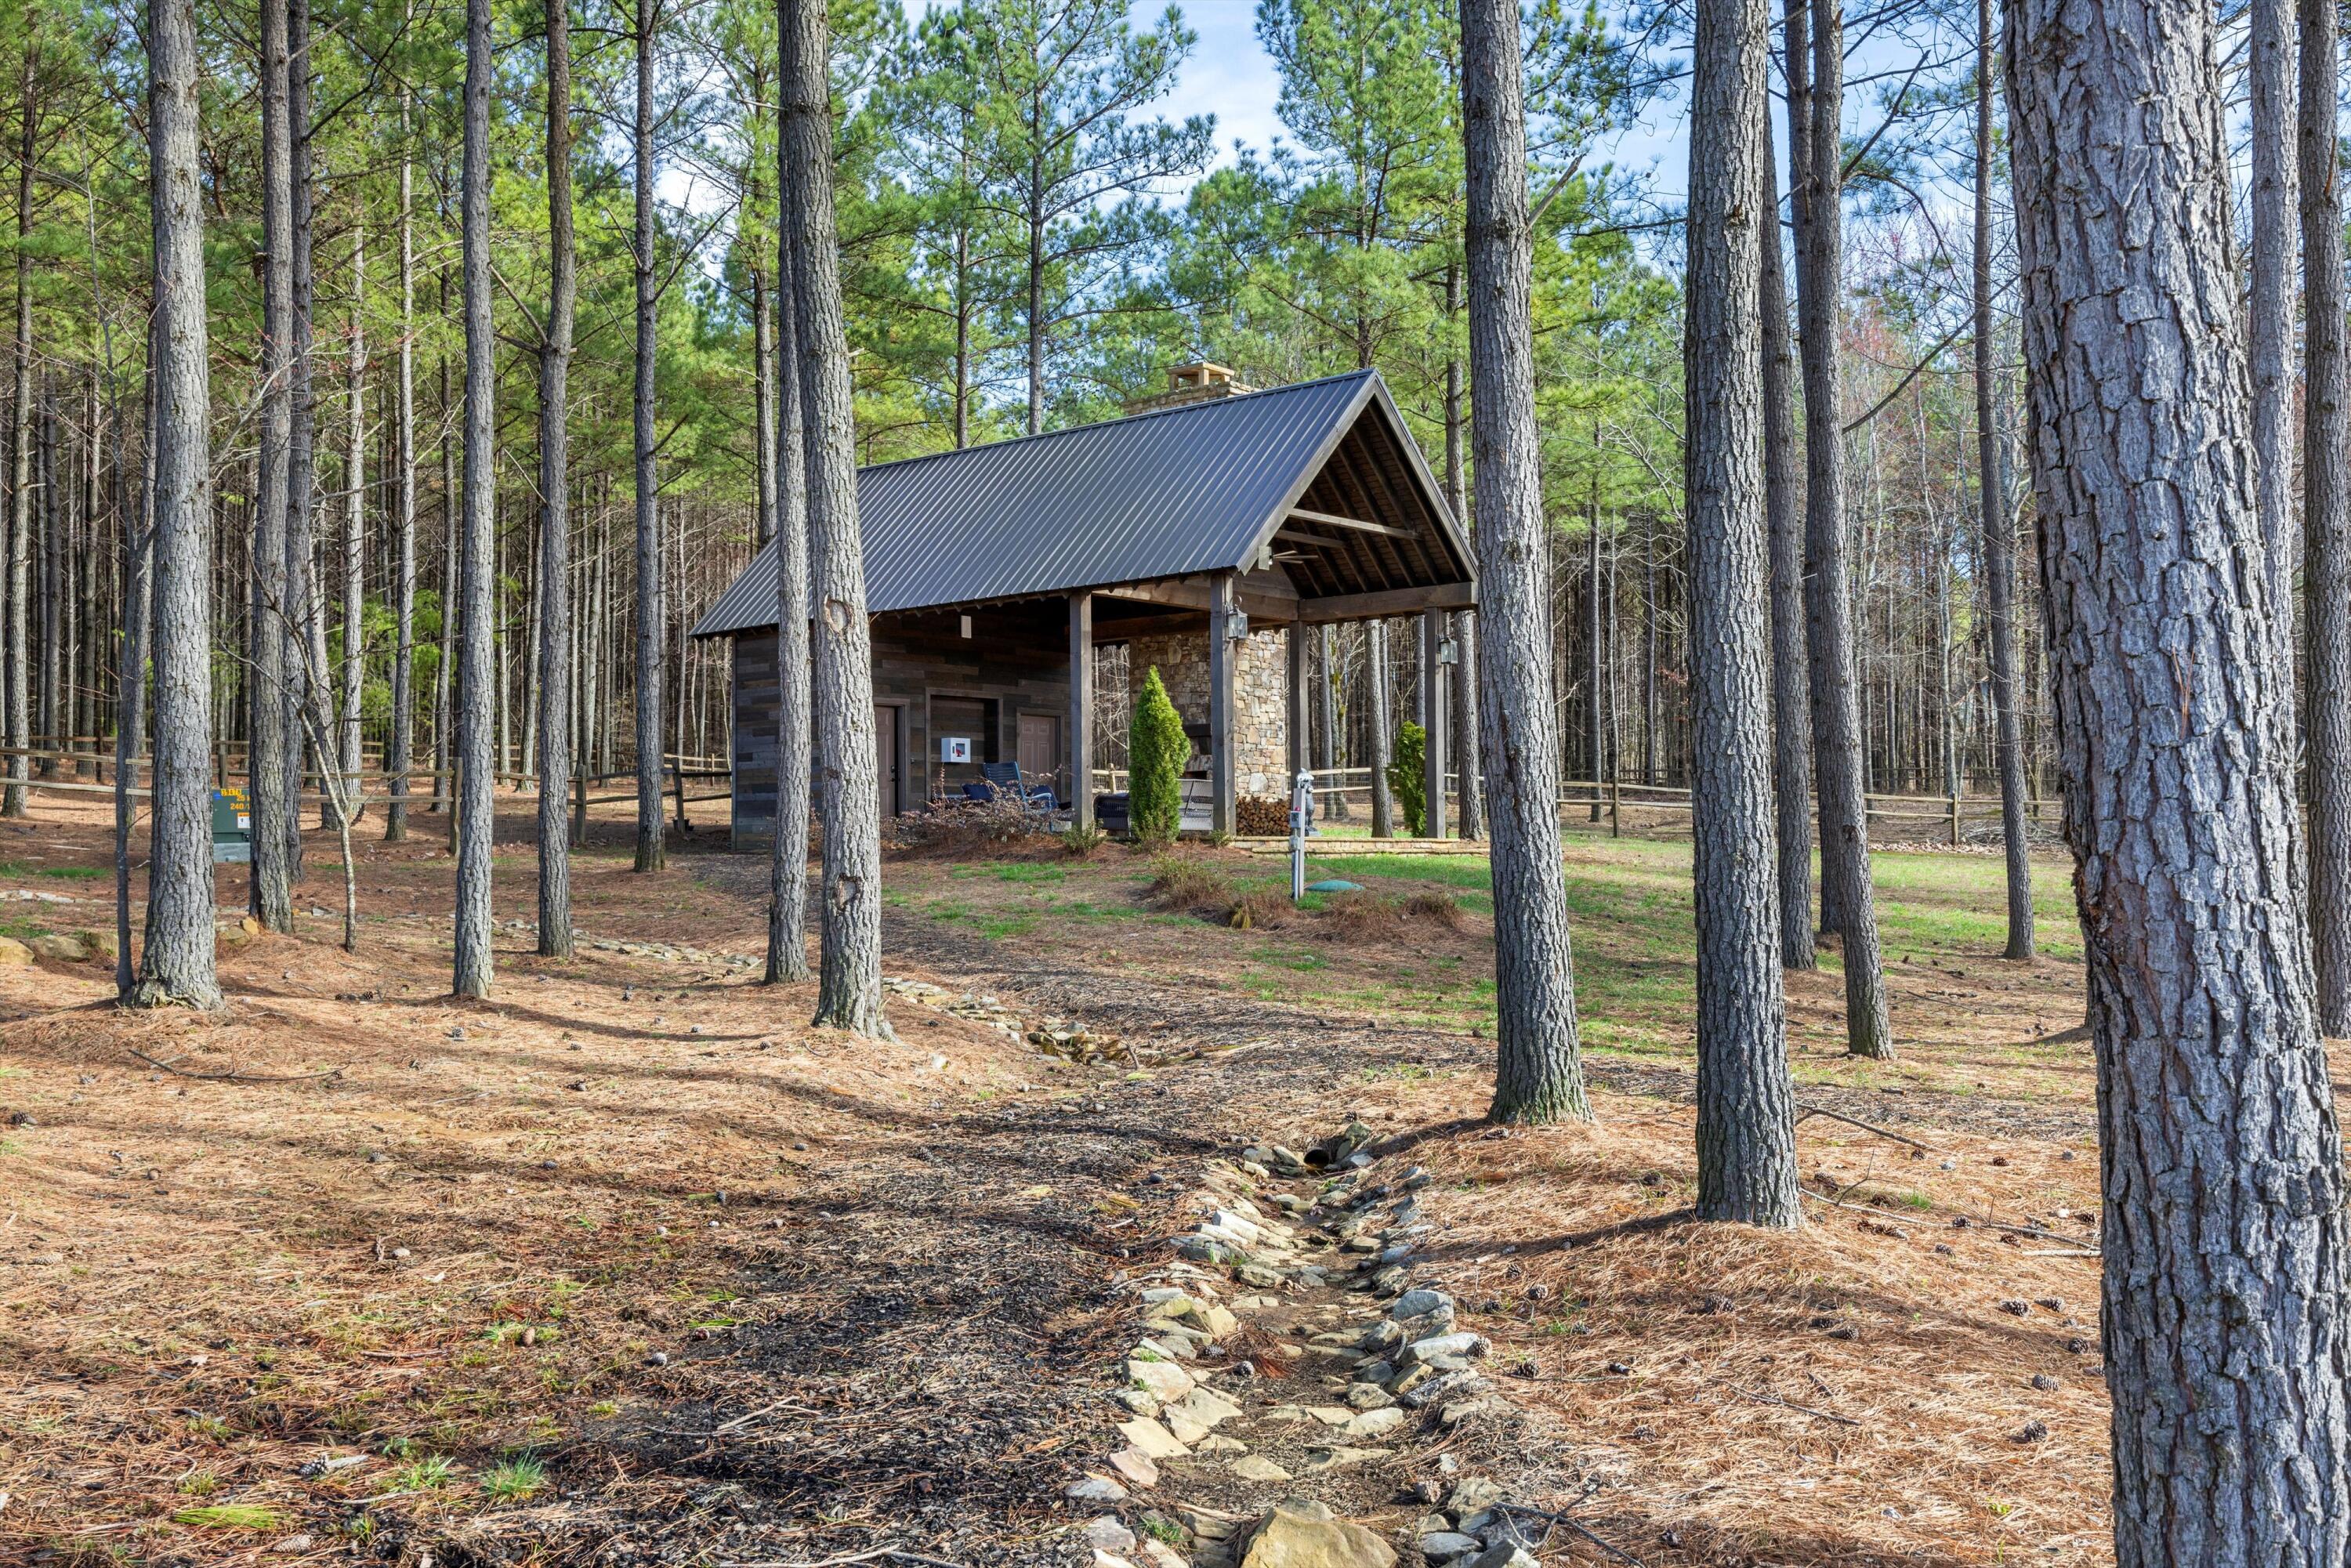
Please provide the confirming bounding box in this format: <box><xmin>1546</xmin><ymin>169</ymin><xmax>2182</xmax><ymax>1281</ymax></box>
<box><xmin>0</xmin><ymin>795</ymin><xmax>2130</xmax><ymax>1564</ymax></box>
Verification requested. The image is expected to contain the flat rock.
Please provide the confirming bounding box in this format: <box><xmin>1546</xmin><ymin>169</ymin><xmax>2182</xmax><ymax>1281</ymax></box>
<box><xmin>1417</xmin><ymin>1534</ymin><xmax>1481</xmax><ymax>1563</ymax></box>
<box><xmin>0</xmin><ymin>936</ymin><xmax>31</xmax><ymax>965</ymax></box>
<box><xmin>1117</xmin><ymin>1416</ymin><xmax>1192</xmax><ymax>1460</ymax></box>
<box><xmin>1462</xmin><ymin>1547</ymin><xmax>1536</xmax><ymax>1568</ymax></box>
<box><xmin>1230</xmin><ymin>1454</ymin><xmax>1293</xmax><ymax>1483</ymax></box>
<box><xmin>1236</xmin><ymin>1502</ymin><xmax>1397</xmax><ymax>1568</ymax></box>
<box><xmin>1398</xmin><ymin>1333</ymin><xmax>1487</xmax><ymax>1367</ymax></box>
<box><xmin>1130</xmin><ymin>1356</ymin><xmax>1198</xmax><ymax>1401</ymax></box>
<box><xmin>1166</xmin><ymin>1409</ymin><xmax>1212</xmax><ymax>1446</ymax></box>
<box><xmin>1139</xmin><ymin>1542</ymin><xmax>1190</xmax><ymax>1568</ymax></box>
<box><xmin>1174</xmin><ymin>1386</ymin><xmax>1245</xmax><ymax>1429</ymax></box>
<box><xmin>1302</xmin><ymin>1444</ymin><xmax>1389</xmax><ymax>1472</ymax></box>
<box><xmin>1400</xmin><ymin>1370</ymin><xmax>1487</xmax><ymax>1410</ymax></box>
<box><xmin>1107</xmin><ymin>1447</ymin><xmax>1161</xmax><ymax>1487</ymax></box>
<box><xmin>1345</xmin><ymin>1407</ymin><xmax>1406</xmax><ymax>1439</ymax></box>
<box><xmin>1085</xmin><ymin>1516</ymin><xmax>1140</xmax><ymax>1553</ymax></box>
<box><xmin>1391</xmin><ymin>1289</ymin><xmax>1454</xmax><ymax>1321</ymax></box>
<box><xmin>1068</xmin><ymin>1476</ymin><xmax>1128</xmax><ymax>1502</ymax></box>
<box><xmin>1194</xmin><ymin>1434</ymin><xmax>1249</xmax><ymax>1454</ymax></box>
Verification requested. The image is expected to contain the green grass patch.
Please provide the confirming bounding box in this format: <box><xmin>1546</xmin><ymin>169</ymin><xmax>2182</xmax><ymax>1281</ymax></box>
<box><xmin>173</xmin><ymin>1503</ymin><xmax>284</xmax><ymax>1530</ymax></box>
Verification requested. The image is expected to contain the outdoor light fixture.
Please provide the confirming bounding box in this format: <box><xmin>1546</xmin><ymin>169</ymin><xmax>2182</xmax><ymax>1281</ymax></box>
<box><xmin>1438</xmin><ymin>637</ymin><xmax>1459</xmax><ymax>667</ymax></box>
<box><xmin>1226</xmin><ymin>608</ymin><xmax>1250</xmax><ymax>641</ymax></box>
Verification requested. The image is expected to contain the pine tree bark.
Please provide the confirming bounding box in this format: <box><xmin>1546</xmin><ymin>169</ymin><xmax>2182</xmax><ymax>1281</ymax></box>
<box><xmin>1444</xmin><ymin>266</ymin><xmax>1483</xmax><ymax>842</ymax></box>
<box><xmin>286</xmin><ymin>0</ymin><xmax>321</xmax><ymax>866</ymax></box>
<box><xmin>766</xmin><ymin>118</ymin><xmax>813</xmax><ymax>986</ymax></box>
<box><xmin>2009</xmin><ymin>0</ymin><xmax>2351</xmax><ymax>1552</ymax></box>
<box><xmin>537</xmin><ymin>0</ymin><xmax>576</xmax><ymax>959</ymax></box>
<box><xmin>138</xmin><ymin>0</ymin><xmax>221</xmax><ymax>1010</ymax></box>
<box><xmin>2250</xmin><ymin>0</ymin><xmax>2297</xmax><ymax>683</ymax></box>
<box><xmin>1462</xmin><ymin>0</ymin><xmax>1586</xmax><ymax>1122</ymax></box>
<box><xmin>2300</xmin><ymin>0</ymin><xmax>2351</xmax><ymax>1034</ymax></box>
<box><xmin>248</xmin><ymin>0</ymin><xmax>295</xmax><ymax>929</ymax></box>
<box><xmin>1317</xmin><ymin>625</ymin><xmax>1348</xmax><ymax>819</ymax></box>
<box><xmin>632</xmin><ymin>0</ymin><xmax>665</xmax><ymax>873</ymax></box>
<box><xmin>782</xmin><ymin>0</ymin><xmax>889</xmax><ymax>1034</ymax></box>
<box><xmin>339</xmin><ymin>219</ymin><xmax>365</xmax><ymax>825</ymax></box>
<box><xmin>1687</xmin><ymin>0</ymin><xmax>1799</xmax><ymax>1226</ymax></box>
<box><xmin>1791</xmin><ymin>0</ymin><xmax>1893</xmax><ymax>1057</ymax></box>
<box><xmin>1760</xmin><ymin>116</ymin><xmax>1813</xmax><ymax>971</ymax></box>
<box><xmin>385</xmin><ymin>84</ymin><xmax>416</xmax><ymax>842</ymax></box>
<box><xmin>452</xmin><ymin>0</ymin><xmax>496</xmax><ymax>998</ymax></box>
<box><xmin>2</xmin><ymin>19</ymin><xmax>31</xmax><ymax>820</ymax></box>
<box><xmin>1976</xmin><ymin>0</ymin><xmax>2032</xmax><ymax>961</ymax></box>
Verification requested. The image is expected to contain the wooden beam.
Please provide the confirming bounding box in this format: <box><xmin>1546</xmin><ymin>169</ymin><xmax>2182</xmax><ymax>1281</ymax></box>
<box><xmin>1421</xmin><ymin>609</ymin><xmax>1447</xmax><ymax>838</ymax></box>
<box><xmin>1070</xmin><ymin>592</ymin><xmax>1093</xmax><ymax>828</ymax></box>
<box><xmin>1297</xmin><ymin>580</ymin><xmax>1476</xmax><ymax>624</ymax></box>
<box><xmin>1289</xmin><ymin>504</ymin><xmax>1416</xmax><ymax>540</ymax></box>
<box><xmin>1101</xmin><ymin>577</ymin><xmax>1300</xmax><ymax>623</ymax></box>
<box><xmin>1288</xmin><ymin>621</ymin><xmax>1308</xmax><ymax>785</ymax></box>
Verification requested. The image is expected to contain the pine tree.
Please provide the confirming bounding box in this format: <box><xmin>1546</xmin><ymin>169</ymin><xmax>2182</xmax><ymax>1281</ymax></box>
<box><xmin>1462</xmin><ymin>0</ymin><xmax>1586</xmax><ymax>1123</ymax></box>
<box><xmin>136</xmin><ymin>0</ymin><xmax>220</xmax><ymax>1012</ymax></box>
<box><xmin>2011</xmin><ymin>0</ymin><xmax>2351</xmax><ymax>1552</ymax></box>
<box><xmin>1685</xmin><ymin>0</ymin><xmax>1798</xmax><ymax>1226</ymax></box>
<box><xmin>782</xmin><ymin>0</ymin><xmax>891</xmax><ymax>1036</ymax></box>
<box><xmin>536</xmin><ymin>0</ymin><xmax>577</xmax><ymax>959</ymax></box>
<box><xmin>452</xmin><ymin>0</ymin><xmax>497</xmax><ymax>999</ymax></box>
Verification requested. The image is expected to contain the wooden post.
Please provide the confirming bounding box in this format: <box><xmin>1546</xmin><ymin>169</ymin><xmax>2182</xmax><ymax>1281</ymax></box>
<box><xmin>1610</xmin><ymin>772</ymin><xmax>1621</xmax><ymax>838</ymax></box>
<box><xmin>1421</xmin><ymin>608</ymin><xmax>1447</xmax><ymax>838</ymax></box>
<box><xmin>1209</xmin><ymin>571</ymin><xmax>1237</xmax><ymax>837</ymax></box>
<box><xmin>1949</xmin><ymin>789</ymin><xmax>1962</xmax><ymax>847</ymax></box>
<box><xmin>574</xmin><ymin>768</ymin><xmax>588</xmax><ymax>848</ymax></box>
<box><xmin>672</xmin><ymin>762</ymin><xmax>687</xmax><ymax>831</ymax></box>
<box><xmin>1069</xmin><ymin>591</ymin><xmax>1093</xmax><ymax>828</ymax></box>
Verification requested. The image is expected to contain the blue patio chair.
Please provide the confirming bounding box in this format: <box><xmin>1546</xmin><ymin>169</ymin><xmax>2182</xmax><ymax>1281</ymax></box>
<box><xmin>980</xmin><ymin>761</ymin><xmax>1057</xmax><ymax>816</ymax></box>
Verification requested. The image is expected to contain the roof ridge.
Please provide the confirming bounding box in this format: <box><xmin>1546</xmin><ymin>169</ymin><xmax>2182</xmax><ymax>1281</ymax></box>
<box><xmin>853</xmin><ymin>367</ymin><xmax>1381</xmax><ymax>477</ymax></box>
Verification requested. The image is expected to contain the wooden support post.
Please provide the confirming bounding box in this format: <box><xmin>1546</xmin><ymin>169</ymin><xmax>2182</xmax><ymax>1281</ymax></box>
<box><xmin>1610</xmin><ymin>773</ymin><xmax>1621</xmax><ymax>838</ymax></box>
<box><xmin>1069</xmin><ymin>591</ymin><xmax>1093</xmax><ymax>829</ymax></box>
<box><xmin>1421</xmin><ymin>609</ymin><xmax>1447</xmax><ymax>838</ymax></box>
<box><xmin>1209</xmin><ymin>571</ymin><xmax>1237</xmax><ymax>837</ymax></box>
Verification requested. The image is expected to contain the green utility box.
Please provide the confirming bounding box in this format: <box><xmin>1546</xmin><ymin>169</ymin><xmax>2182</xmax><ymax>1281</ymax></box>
<box><xmin>212</xmin><ymin>788</ymin><xmax>251</xmax><ymax>864</ymax></box>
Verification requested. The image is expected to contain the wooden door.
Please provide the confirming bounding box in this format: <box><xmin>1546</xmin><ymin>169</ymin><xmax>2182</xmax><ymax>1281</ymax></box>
<box><xmin>1018</xmin><ymin>712</ymin><xmax>1060</xmax><ymax>795</ymax></box>
<box><xmin>875</xmin><ymin>704</ymin><xmax>897</xmax><ymax>817</ymax></box>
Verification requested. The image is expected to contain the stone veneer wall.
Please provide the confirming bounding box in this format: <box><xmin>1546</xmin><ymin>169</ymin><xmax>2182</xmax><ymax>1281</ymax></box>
<box><xmin>1125</xmin><ymin>628</ymin><xmax>1291</xmax><ymax>796</ymax></box>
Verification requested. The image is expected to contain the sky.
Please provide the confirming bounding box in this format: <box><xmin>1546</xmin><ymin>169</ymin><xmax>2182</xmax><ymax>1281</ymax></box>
<box><xmin>895</xmin><ymin>0</ymin><xmax>1697</xmax><ymax>206</ymax></box>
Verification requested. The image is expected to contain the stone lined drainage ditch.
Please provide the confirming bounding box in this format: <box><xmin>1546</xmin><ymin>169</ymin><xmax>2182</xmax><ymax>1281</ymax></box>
<box><xmin>1063</xmin><ymin>1125</ymin><xmax>1578</xmax><ymax>1568</ymax></box>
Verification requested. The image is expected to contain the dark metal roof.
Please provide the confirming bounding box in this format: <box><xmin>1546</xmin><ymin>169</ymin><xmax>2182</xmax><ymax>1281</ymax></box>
<box><xmin>691</xmin><ymin>368</ymin><xmax>1469</xmax><ymax>637</ymax></box>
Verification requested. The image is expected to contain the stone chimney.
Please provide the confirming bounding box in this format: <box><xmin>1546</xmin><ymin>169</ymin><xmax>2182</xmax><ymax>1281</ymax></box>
<box><xmin>1123</xmin><ymin>361</ymin><xmax>1256</xmax><ymax>416</ymax></box>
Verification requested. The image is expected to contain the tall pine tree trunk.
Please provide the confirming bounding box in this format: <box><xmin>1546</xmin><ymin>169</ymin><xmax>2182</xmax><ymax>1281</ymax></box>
<box><xmin>339</xmin><ymin>219</ymin><xmax>365</xmax><ymax>824</ymax></box>
<box><xmin>2251</xmin><ymin>0</ymin><xmax>2297</xmax><ymax>683</ymax></box>
<box><xmin>1761</xmin><ymin>103</ymin><xmax>1813</xmax><ymax>971</ymax></box>
<box><xmin>452</xmin><ymin>0</ymin><xmax>496</xmax><ymax>998</ymax></box>
<box><xmin>766</xmin><ymin>94</ymin><xmax>813</xmax><ymax>986</ymax></box>
<box><xmin>1444</xmin><ymin>264</ymin><xmax>1483</xmax><ymax>841</ymax></box>
<box><xmin>386</xmin><ymin>83</ymin><xmax>416</xmax><ymax>842</ymax></box>
<box><xmin>1462</xmin><ymin>0</ymin><xmax>1585</xmax><ymax>1121</ymax></box>
<box><xmin>1791</xmin><ymin>0</ymin><xmax>1893</xmax><ymax>1058</ymax></box>
<box><xmin>137</xmin><ymin>0</ymin><xmax>220</xmax><ymax>1010</ymax></box>
<box><xmin>1687</xmin><ymin>0</ymin><xmax>1799</xmax><ymax>1226</ymax></box>
<box><xmin>1977</xmin><ymin>0</ymin><xmax>2031</xmax><ymax>960</ymax></box>
<box><xmin>2301</xmin><ymin>0</ymin><xmax>2351</xmax><ymax>1034</ymax></box>
<box><xmin>782</xmin><ymin>0</ymin><xmax>889</xmax><ymax>1034</ymax></box>
<box><xmin>2009</xmin><ymin>0</ymin><xmax>2351</xmax><ymax>1552</ymax></box>
<box><xmin>287</xmin><ymin>0</ymin><xmax>321</xmax><ymax>866</ymax></box>
<box><xmin>2</xmin><ymin>20</ymin><xmax>31</xmax><ymax>820</ymax></box>
<box><xmin>632</xmin><ymin>0</ymin><xmax>665</xmax><ymax>872</ymax></box>
<box><xmin>537</xmin><ymin>0</ymin><xmax>575</xmax><ymax>959</ymax></box>
<box><xmin>248</xmin><ymin>0</ymin><xmax>295</xmax><ymax>929</ymax></box>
